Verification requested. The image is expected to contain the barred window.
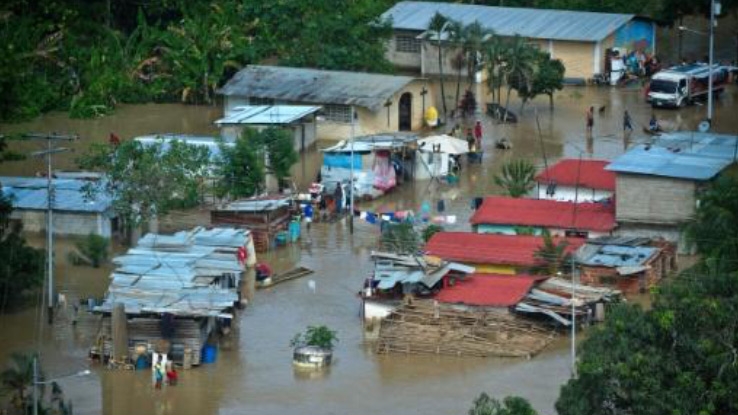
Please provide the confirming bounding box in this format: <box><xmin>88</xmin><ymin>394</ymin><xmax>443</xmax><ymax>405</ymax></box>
<box><xmin>323</xmin><ymin>104</ymin><xmax>352</xmax><ymax>123</ymax></box>
<box><xmin>396</xmin><ymin>35</ymin><xmax>421</xmax><ymax>53</ymax></box>
<box><xmin>248</xmin><ymin>97</ymin><xmax>275</xmax><ymax>106</ymax></box>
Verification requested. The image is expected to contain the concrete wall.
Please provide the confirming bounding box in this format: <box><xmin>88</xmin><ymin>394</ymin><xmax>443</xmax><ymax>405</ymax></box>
<box><xmin>475</xmin><ymin>224</ymin><xmax>609</xmax><ymax>239</ymax></box>
<box><xmin>616</xmin><ymin>174</ymin><xmax>696</xmax><ymax>224</ymax></box>
<box><xmin>316</xmin><ymin>79</ymin><xmax>433</xmax><ymax>140</ymax></box>
<box><xmin>387</xmin><ymin>31</ymin><xmax>423</xmax><ymax>71</ymax></box>
<box><xmin>12</xmin><ymin>209</ymin><xmax>113</xmax><ymax>237</ymax></box>
<box><xmin>535</xmin><ymin>184</ymin><xmax>613</xmax><ymax>203</ymax></box>
<box><xmin>551</xmin><ymin>40</ymin><xmax>596</xmax><ymax>80</ymax></box>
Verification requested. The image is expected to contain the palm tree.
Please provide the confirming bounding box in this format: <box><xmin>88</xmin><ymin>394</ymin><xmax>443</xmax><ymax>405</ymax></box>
<box><xmin>427</xmin><ymin>13</ymin><xmax>451</xmax><ymax>123</ymax></box>
<box><xmin>502</xmin><ymin>35</ymin><xmax>538</xmax><ymax>120</ymax></box>
<box><xmin>1</xmin><ymin>353</ymin><xmax>42</xmax><ymax>409</ymax></box>
<box><xmin>534</xmin><ymin>229</ymin><xmax>571</xmax><ymax>275</ymax></box>
<box><xmin>493</xmin><ymin>159</ymin><xmax>536</xmax><ymax>198</ymax></box>
<box><xmin>484</xmin><ymin>34</ymin><xmax>506</xmax><ymax>106</ymax></box>
<box><xmin>461</xmin><ymin>21</ymin><xmax>490</xmax><ymax>90</ymax></box>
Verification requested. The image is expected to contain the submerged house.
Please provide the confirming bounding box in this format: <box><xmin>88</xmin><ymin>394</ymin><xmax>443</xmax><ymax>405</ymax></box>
<box><xmin>534</xmin><ymin>159</ymin><xmax>615</xmax><ymax>203</ymax></box>
<box><xmin>210</xmin><ymin>196</ymin><xmax>293</xmax><ymax>253</ymax></box>
<box><xmin>424</xmin><ymin>232</ymin><xmax>585</xmax><ymax>274</ymax></box>
<box><xmin>362</xmin><ymin>251</ymin><xmax>475</xmax><ymax>325</ymax></box>
<box><xmin>217</xmin><ymin>65</ymin><xmax>433</xmax><ymax>140</ymax></box>
<box><xmin>92</xmin><ymin>227</ymin><xmax>255</xmax><ymax>367</ymax></box>
<box><xmin>0</xmin><ymin>175</ymin><xmax>117</xmax><ymax>237</ymax></box>
<box><xmin>382</xmin><ymin>1</ymin><xmax>656</xmax><ymax>82</ymax></box>
<box><xmin>576</xmin><ymin>236</ymin><xmax>676</xmax><ymax>294</ymax></box>
<box><xmin>214</xmin><ymin>105</ymin><xmax>322</xmax><ymax>152</ymax></box>
<box><xmin>606</xmin><ymin>131</ymin><xmax>738</xmax><ymax>251</ymax></box>
<box><xmin>470</xmin><ymin>196</ymin><xmax>616</xmax><ymax>238</ymax></box>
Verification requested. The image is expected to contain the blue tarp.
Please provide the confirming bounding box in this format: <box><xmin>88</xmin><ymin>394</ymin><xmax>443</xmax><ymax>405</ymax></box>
<box><xmin>323</xmin><ymin>153</ymin><xmax>363</xmax><ymax>169</ymax></box>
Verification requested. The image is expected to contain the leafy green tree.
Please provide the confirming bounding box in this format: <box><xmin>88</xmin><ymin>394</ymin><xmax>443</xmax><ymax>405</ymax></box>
<box><xmin>502</xmin><ymin>35</ymin><xmax>538</xmax><ymax>119</ymax></box>
<box><xmin>255</xmin><ymin>128</ymin><xmax>298</xmax><ymax>186</ymax></box>
<box><xmin>684</xmin><ymin>175</ymin><xmax>738</xmax><ymax>261</ymax></box>
<box><xmin>0</xmin><ymin>185</ymin><xmax>45</xmax><ymax>312</ymax></box>
<box><xmin>1</xmin><ymin>353</ymin><xmax>42</xmax><ymax>410</ymax></box>
<box><xmin>556</xmin><ymin>264</ymin><xmax>738</xmax><ymax>415</ymax></box>
<box><xmin>214</xmin><ymin>132</ymin><xmax>265</xmax><ymax>199</ymax></box>
<box><xmin>493</xmin><ymin>159</ymin><xmax>537</xmax><ymax>198</ymax></box>
<box><xmin>469</xmin><ymin>393</ymin><xmax>538</xmax><ymax>415</ymax></box>
<box><xmin>381</xmin><ymin>222</ymin><xmax>419</xmax><ymax>255</ymax></box>
<box><xmin>516</xmin><ymin>52</ymin><xmax>565</xmax><ymax>111</ymax></box>
<box><xmin>291</xmin><ymin>325</ymin><xmax>339</xmax><ymax>350</ymax></box>
<box><xmin>422</xmin><ymin>224</ymin><xmax>444</xmax><ymax>243</ymax></box>
<box><xmin>77</xmin><ymin>138</ymin><xmax>211</xmax><ymax>234</ymax></box>
<box><xmin>70</xmin><ymin>233</ymin><xmax>110</xmax><ymax>268</ymax></box>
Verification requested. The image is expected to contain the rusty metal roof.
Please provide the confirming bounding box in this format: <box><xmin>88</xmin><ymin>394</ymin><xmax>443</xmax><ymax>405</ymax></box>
<box><xmin>383</xmin><ymin>1</ymin><xmax>634</xmax><ymax>42</ymax></box>
<box><xmin>217</xmin><ymin>65</ymin><xmax>417</xmax><ymax>112</ymax></box>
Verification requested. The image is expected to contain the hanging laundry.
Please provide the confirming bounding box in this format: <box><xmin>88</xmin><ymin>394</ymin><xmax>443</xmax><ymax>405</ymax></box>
<box><xmin>446</xmin><ymin>215</ymin><xmax>457</xmax><ymax>224</ymax></box>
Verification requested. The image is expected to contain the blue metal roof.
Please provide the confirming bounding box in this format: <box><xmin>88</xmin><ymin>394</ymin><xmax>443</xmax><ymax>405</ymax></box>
<box><xmin>0</xmin><ymin>176</ymin><xmax>113</xmax><ymax>213</ymax></box>
<box><xmin>215</xmin><ymin>105</ymin><xmax>321</xmax><ymax>126</ymax></box>
<box><xmin>606</xmin><ymin>131</ymin><xmax>738</xmax><ymax>181</ymax></box>
<box><xmin>383</xmin><ymin>1</ymin><xmax>635</xmax><ymax>42</ymax></box>
<box><xmin>579</xmin><ymin>244</ymin><xmax>658</xmax><ymax>268</ymax></box>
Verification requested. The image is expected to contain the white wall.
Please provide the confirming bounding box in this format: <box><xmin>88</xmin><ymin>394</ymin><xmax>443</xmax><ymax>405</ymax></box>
<box><xmin>535</xmin><ymin>184</ymin><xmax>613</xmax><ymax>203</ymax></box>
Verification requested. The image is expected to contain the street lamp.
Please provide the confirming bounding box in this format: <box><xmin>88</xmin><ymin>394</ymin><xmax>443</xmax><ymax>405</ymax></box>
<box><xmin>33</xmin><ymin>357</ymin><xmax>91</xmax><ymax>415</ymax></box>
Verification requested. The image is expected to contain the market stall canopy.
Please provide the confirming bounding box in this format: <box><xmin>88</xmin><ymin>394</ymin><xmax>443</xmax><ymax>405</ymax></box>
<box><xmin>417</xmin><ymin>135</ymin><xmax>469</xmax><ymax>155</ymax></box>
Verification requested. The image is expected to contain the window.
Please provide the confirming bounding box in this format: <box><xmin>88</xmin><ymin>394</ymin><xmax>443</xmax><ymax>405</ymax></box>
<box><xmin>323</xmin><ymin>104</ymin><xmax>352</xmax><ymax>123</ymax></box>
<box><xmin>248</xmin><ymin>97</ymin><xmax>275</xmax><ymax>106</ymax></box>
<box><xmin>396</xmin><ymin>35</ymin><xmax>421</xmax><ymax>53</ymax></box>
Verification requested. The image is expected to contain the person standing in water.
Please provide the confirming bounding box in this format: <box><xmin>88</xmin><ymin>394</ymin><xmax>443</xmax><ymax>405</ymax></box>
<box><xmin>623</xmin><ymin>110</ymin><xmax>634</xmax><ymax>133</ymax></box>
<box><xmin>585</xmin><ymin>106</ymin><xmax>594</xmax><ymax>135</ymax></box>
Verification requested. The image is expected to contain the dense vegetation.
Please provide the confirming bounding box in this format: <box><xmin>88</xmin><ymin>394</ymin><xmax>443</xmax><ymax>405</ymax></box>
<box><xmin>2</xmin><ymin>0</ymin><xmax>734</xmax><ymax>122</ymax></box>
<box><xmin>0</xmin><ymin>0</ymin><xmax>394</xmax><ymax>122</ymax></box>
<box><xmin>556</xmin><ymin>174</ymin><xmax>738</xmax><ymax>415</ymax></box>
<box><xmin>0</xmin><ymin>138</ymin><xmax>45</xmax><ymax>312</ymax></box>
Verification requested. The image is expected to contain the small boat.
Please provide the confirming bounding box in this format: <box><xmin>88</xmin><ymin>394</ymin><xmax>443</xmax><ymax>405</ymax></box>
<box><xmin>257</xmin><ymin>266</ymin><xmax>314</xmax><ymax>289</ymax></box>
<box><xmin>642</xmin><ymin>126</ymin><xmax>662</xmax><ymax>136</ymax></box>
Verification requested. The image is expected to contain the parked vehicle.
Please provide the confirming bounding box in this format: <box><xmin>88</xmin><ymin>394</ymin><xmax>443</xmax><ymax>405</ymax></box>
<box><xmin>647</xmin><ymin>64</ymin><xmax>730</xmax><ymax>108</ymax></box>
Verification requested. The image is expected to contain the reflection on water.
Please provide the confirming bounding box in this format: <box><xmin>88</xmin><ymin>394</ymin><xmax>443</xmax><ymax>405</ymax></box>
<box><xmin>0</xmin><ymin>84</ymin><xmax>737</xmax><ymax>415</ymax></box>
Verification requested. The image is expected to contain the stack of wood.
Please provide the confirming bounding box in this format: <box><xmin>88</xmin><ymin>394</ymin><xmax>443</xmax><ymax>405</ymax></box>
<box><xmin>376</xmin><ymin>300</ymin><xmax>555</xmax><ymax>358</ymax></box>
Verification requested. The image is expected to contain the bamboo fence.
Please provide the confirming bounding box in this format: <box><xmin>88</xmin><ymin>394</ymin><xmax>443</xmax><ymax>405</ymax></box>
<box><xmin>376</xmin><ymin>300</ymin><xmax>556</xmax><ymax>358</ymax></box>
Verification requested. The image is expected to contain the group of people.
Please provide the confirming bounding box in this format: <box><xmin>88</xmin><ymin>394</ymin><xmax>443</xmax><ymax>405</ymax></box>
<box><xmin>449</xmin><ymin>120</ymin><xmax>484</xmax><ymax>152</ymax></box>
<box><xmin>586</xmin><ymin>107</ymin><xmax>662</xmax><ymax>135</ymax></box>
<box><xmin>153</xmin><ymin>357</ymin><xmax>178</xmax><ymax>389</ymax></box>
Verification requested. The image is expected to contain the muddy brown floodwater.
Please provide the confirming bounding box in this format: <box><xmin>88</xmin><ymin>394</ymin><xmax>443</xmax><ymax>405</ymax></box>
<box><xmin>1</xmin><ymin>84</ymin><xmax>737</xmax><ymax>415</ymax></box>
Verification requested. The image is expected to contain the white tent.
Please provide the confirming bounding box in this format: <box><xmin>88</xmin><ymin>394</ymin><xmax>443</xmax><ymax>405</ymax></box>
<box><xmin>417</xmin><ymin>135</ymin><xmax>470</xmax><ymax>155</ymax></box>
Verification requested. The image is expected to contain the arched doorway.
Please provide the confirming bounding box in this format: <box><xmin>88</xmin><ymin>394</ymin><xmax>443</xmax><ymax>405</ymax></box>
<box><xmin>398</xmin><ymin>92</ymin><xmax>412</xmax><ymax>131</ymax></box>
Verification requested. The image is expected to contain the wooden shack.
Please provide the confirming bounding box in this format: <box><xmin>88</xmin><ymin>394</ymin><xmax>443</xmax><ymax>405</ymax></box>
<box><xmin>211</xmin><ymin>196</ymin><xmax>293</xmax><ymax>252</ymax></box>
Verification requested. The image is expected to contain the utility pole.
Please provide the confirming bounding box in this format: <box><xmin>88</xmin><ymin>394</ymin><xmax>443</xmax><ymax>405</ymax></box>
<box><xmin>707</xmin><ymin>0</ymin><xmax>718</xmax><ymax>127</ymax></box>
<box><xmin>349</xmin><ymin>107</ymin><xmax>356</xmax><ymax>234</ymax></box>
<box><xmin>27</xmin><ymin>133</ymin><xmax>78</xmax><ymax>324</ymax></box>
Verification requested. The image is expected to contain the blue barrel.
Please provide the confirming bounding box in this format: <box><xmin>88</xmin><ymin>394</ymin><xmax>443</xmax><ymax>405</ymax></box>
<box><xmin>201</xmin><ymin>344</ymin><xmax>218</xmax><ymax>364</ymax></box>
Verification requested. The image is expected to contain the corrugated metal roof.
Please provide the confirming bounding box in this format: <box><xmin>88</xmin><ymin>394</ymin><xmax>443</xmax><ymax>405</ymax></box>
<box><xmin>435</xmin><ymin>274</ymin><xmax>538</xmax><ymax>307</ymax></box>
<box><xmin>322</xmin><ymin>133</ymin><xmax>419</xmax><ymax>153</ymax></box>
<box><xmin>96</xmin><ymin>227</ymin><xmax>249</xmax><ymax>318</ymax></box>
<box><xmin>535</xmin><ymin>159</ymin><xmax>615</xmax><ymax>190</ymax></box>
<box><xmin>133</xmin><ymin>134</ymin><xmax>226</xmax><ymax>162</ymax></box>
<box><xmin>215</xmin><ymin>105</ymin><xmax>321</xmax><ymax>125</ymax></box>
<box><xmin>577</xmin><ymin>244</ymin><xmax>658</xmax><ymax>268</ymax></box>
<box><xmin>217</xmin><ymin>65</ymin><xmax>417</xmax><ymax>112</ymax></box>
<box><xmin>606</xmin><ymin>131</ymin><xmax>738</xmax><ymax>180</ymax></box>
<box><xmin>0</xmin><ymin>176</ymin><xmax>113</xmax><ymax>213</ymax></box>
<box><xmin>383</xmin><ymin>1</ymin><xmax>634</xmax><ymax>42</ymax></box>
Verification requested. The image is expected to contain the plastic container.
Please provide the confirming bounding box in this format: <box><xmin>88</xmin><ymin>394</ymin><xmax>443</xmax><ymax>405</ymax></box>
<box><xmin>275</xmin><ymin>231</ymin><xmax>288</xmax><ymax>246</ymax></box>
<box><xmin>289</xmin><ymin>221</ymin><xmax>301</xmax><ymax>242</ymax></box>
<box><xmin>201</xmin><ymin>344</ymin><xmax>218</xmax><ymax>364</ymax></box>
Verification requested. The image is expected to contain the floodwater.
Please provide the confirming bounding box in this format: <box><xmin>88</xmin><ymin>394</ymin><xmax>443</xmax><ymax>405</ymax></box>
<box><xmin>1</xmin><ymin>83</ymin><xmax>737</xmax><ymax>415</ymax></box>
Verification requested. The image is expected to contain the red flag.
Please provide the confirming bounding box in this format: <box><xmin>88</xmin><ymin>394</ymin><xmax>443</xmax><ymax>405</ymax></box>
<box><xmin>237</xmin><ymin>246</ymin><xmax>247</xmax><ymax>264</ymax></box>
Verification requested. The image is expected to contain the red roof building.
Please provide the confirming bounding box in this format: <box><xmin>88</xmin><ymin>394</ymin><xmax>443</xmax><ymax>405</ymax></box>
<box><xmin>470</xmin><ymin>197</ymin><xmax>616</xmax><ymax>234</ymax></box>
<box><xmin>435</xmin><ymin>274</ymin><xmax>540</xmax><ymax>307</ymax></box>
<box><xmin>425</xmin><ymin>232</ymin><xmax>585</xmax><ymax>269</ymax></box>
<box><xmin>535</xmin><ymin>159</ymin><xmax>615</xmax><ymax>190</ymax></box>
